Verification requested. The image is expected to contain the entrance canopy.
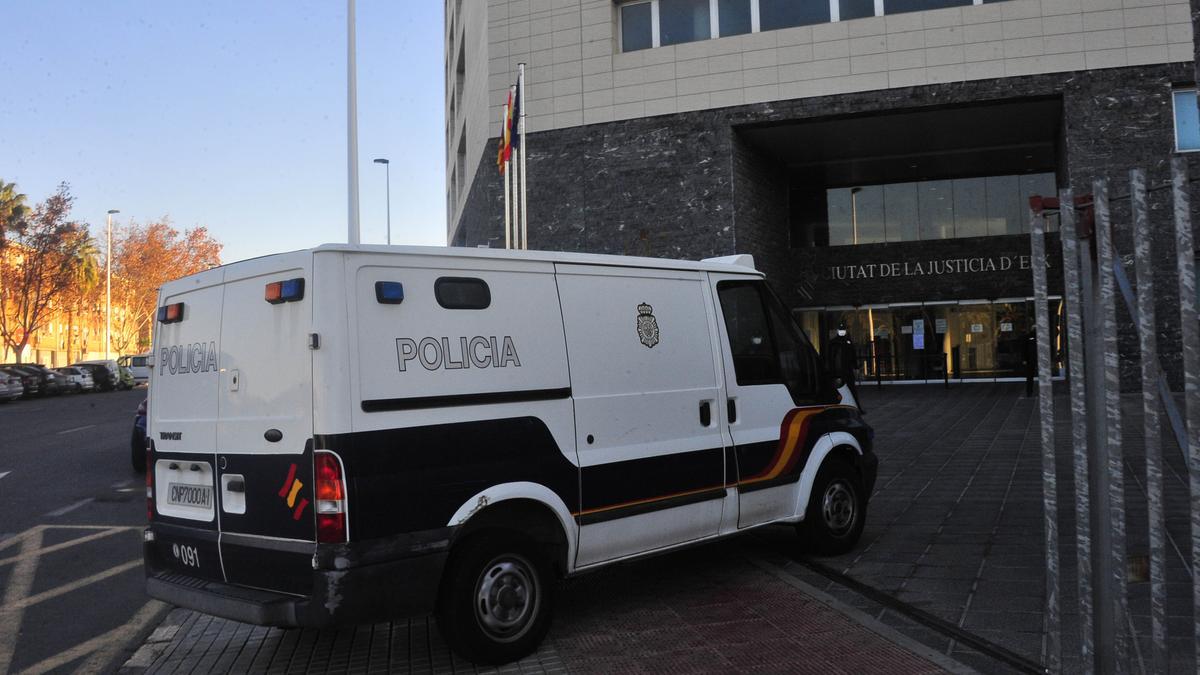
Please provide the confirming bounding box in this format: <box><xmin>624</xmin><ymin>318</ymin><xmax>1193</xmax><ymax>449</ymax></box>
<box><xmin>737</xmin><ymin>97</ymin><xmax>1062</xmax><ymax>187</ymax></box>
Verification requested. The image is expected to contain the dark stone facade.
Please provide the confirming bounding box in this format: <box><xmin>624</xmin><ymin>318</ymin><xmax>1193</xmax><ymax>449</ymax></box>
<box><xmin>451</xmin><ymin>62</ymin><xmax>1200</xmax><ymax>388</ymax></box>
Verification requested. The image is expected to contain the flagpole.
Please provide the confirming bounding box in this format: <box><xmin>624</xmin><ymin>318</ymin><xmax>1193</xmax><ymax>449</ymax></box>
<box><xmin>347</xmin><ymin>0</ymin><xmax>361</xmax><ymax>245</ymax></box>
<box><xmin>501</xmin><ymin>104</ymin><xmax>510</xmax><ymax>250</ymax></box>
<box><xmin>510</xmin><ymin>84</ymin><xmax>519</xmax><ymax>249</ymax></box>
<box><xmin>518</xmin><ymin>62</ymin><xmax>528</xmax><ymax>250</ymax></box>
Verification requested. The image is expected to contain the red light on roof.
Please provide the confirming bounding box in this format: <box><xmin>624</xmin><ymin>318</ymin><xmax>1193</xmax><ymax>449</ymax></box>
<box><xmin>265</xmin><ymin>282</ymin><xmax>283</xmax><ymax>303</ymax></box>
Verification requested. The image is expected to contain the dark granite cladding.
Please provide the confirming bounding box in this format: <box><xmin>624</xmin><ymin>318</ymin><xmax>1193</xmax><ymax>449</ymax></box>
<box><xmin>450</xmin><ymin>63</ymin><xmax>1200</xmax><ymax>389</ymax></box>
<box><xmin>453</xmin><ymin>116</ymin><xmax>737</xmax><ymax>259</ymax></box>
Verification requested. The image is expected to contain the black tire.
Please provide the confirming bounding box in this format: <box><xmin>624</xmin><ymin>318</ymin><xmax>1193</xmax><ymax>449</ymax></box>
<box><xmin>131</xmin><ymin>428</ymin><xmax>146</xmax><ymax>473</ymax></box>
<box><xmin>797</xmin><ymin>456</ymin><xmax>865</xmax><ymax>555</ymax></box>
<box><xmin>436</xmin><ymin>531</ymin><xmax>554</xmax><ymax>665</ymax></box>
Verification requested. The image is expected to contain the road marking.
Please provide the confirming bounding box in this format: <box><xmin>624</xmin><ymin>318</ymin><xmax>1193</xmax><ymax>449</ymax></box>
<box><xmin>0</xmin><ymin>527</ymin><xmax>132</xmax><ymax>568</ymax></box>
<box><xmin>0</xmin><ymin>529</ymin><xmax>44</xmax><ymax>674</ymax></box>
<box><xmin>20</xmin><ymin>600</ymin><xmax>166</xmax><ymax>675</ymax></box>
<box><xmin>110</xmin><ymin>479</ymin><xmax>131</xmax><ymax>489</ymax></box>
<box><xmin>45</xmin><ymin>498</ymin><xmax>95</xmax><ymax>517</ymax></box>
<box><xmin>12</xmin><ymin>559</ymin><xmax>142</xmax><ymax>611</ymax></box>
<box><xmin>56</xmin><ymin>424</ymin><xmax>96</xmax><ymax>435</ymax></box>
<box><xmin>0</xmin><ymin>471</ymin><xmax>10</xmax><ymax>481</ymax></box>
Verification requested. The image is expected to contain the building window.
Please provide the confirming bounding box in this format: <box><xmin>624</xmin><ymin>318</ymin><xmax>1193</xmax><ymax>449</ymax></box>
<box><xmin>760</xmin><ymin>0</ymin><xmax>829</xmax><ymax>30</ymax></box>
<box><xmin>824</xmin><ymin>173</ymin><xmax>1056</xmax><ymax>246</ymax></box>
<box><xmin>717</xmin><ymin>0</ymin><xmax>753</xmax><ymax>36</ymax></box>
<box><xmin>620</xmin><ymin>2</ymin><xmax>655</xmax><ymax>52</ymax></box>
<box><xmin>884</xmin><ymin>0</ymin><xmax>971</xmax><ymax>14</ymax></box>
<box><xmin>1174</xmin><ymin>89</ymin><xmax>1200</xmax><ymax>152</ymax></box>
<box><xmin>618</xmin><ymin>0</ymin><xmax>1022</xmax><ymax>52</ymax></box>
<box><xmin>660</xmin><ymin>0</ymin><xmax>711</xmax><ymax>46</ymax></box>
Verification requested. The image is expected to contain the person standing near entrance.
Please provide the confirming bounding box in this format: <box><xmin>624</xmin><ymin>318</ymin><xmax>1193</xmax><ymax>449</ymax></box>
<box><xmin>828</xmin><ymin>324</ymin><xmax>865</xmax><ymax>413</ymax></box>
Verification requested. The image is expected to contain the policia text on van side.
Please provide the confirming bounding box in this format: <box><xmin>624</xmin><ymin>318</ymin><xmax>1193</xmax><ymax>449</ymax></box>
<box><xmin>142</xmin><ymin>245</ymin><xmax>876</xmax><ymax>665</ymax></box>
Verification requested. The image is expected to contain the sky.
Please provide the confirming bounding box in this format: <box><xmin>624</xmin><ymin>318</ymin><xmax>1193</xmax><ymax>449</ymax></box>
<box><xmin>1</xmin><ymin>1</ymin><xmax>447</xmax><ymax>264</ymax></box>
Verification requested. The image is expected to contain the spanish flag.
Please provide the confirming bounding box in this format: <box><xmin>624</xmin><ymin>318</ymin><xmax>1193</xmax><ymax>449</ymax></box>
<box><xmin>496</xmin><ymin>87</ymin><xmax>514</xmax><ymax>173</ymax></box>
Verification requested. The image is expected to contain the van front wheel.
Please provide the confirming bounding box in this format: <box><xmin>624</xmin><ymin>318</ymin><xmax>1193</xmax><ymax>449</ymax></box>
<box><xmin>436</xmin><ymin>532</ymin><xmax>554</xmax><ymax>665</ymax></box>
<box><xmin>797</xmin><ymin>456</ymin><xmax>865</xmax><ymax>555</ymax></box>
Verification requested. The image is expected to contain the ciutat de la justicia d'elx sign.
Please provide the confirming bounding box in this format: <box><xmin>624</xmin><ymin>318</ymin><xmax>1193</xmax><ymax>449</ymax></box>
<box><xmin>823</xmin><ymin>254</ymin><xmax>1047</xmax><ymax>281</ymax></box>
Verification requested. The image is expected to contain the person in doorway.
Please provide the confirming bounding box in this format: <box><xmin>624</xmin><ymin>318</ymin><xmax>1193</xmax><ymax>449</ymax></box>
<box><xmin>827</xmin><ymin>324</ymin><xmax>865</xmax><ymax>413</ymax></box>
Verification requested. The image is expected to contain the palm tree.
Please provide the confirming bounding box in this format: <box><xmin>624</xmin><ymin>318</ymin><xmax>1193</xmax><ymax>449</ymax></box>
<box><xmin>0</xmin><ymin>180</ymin><xmax>28</xmax><ymax>247</ymax></box>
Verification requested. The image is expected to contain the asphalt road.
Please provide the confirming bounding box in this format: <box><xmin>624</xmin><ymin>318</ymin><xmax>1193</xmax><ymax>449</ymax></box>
<box><xmin>0</xmin><ymin>387</ymin><xmax>164</xmax><ymax>675</ymax></box>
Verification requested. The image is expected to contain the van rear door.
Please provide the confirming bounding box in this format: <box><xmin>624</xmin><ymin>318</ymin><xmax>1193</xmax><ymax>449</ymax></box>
<box><xmin>214</xmin><ymin>253</ymin><xmax>317</xmax><ymax>596</ymax></box>
<box><xmin>148</xmin><ymin>267</ymin><xmax>226</xmax><ymax>583</ymax></box>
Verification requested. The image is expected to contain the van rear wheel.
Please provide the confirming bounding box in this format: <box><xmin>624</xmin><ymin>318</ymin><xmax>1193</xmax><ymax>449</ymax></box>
<box><xmin>436</xmin><ymin>531</ymin><xmax>553</xmax><ymax>665</ymax></box>
<box><xmin>797</xmin><ymin>456</ymin><xmax>864</xmax><ymax>555</ymax></box>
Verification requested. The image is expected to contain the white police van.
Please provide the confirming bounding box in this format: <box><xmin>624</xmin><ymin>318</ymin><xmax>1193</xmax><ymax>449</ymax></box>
<box><xmin>143</xmin><ymin>245</ymin><xmax>876</xmax><ymax>664</ymax></box>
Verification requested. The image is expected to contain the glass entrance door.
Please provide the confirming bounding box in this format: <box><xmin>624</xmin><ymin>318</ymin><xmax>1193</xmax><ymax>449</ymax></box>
<box><xmin>951</xmin><ymin>302</ymin><xmax>996</xmax><ymax>379</ymax></box>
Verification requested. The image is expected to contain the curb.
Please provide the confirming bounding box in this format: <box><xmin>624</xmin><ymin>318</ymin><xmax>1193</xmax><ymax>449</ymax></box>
<box><xmin>743</xmin><ymin>553</ymin><xmax>979</xmax><ymax>675</ymax></box>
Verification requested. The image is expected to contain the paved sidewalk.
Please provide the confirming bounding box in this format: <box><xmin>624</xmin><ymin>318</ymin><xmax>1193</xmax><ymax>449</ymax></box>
<box><xmin>121</xmin><ymin>539</ymin><xmax>965</xmax><ymax>674</ymax></box>
<box><xmin>790</xmin><ymin>382</ymin><xmax>1197</xmax><ymax>674</ymax></box>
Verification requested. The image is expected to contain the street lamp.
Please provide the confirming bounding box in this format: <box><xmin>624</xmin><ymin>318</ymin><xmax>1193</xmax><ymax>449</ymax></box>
<box><xmin>105</xmin><ymin>209</ymin><xmax>119</xmax><ymax>361</ymax></box>
<box><xmin>373</xmin><ymin>158</ymin><xmax>391</xmax><ymax>245</ymax></box>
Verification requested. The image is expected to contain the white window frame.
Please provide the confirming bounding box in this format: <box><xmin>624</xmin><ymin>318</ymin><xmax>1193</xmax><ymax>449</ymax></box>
<box><xmin>617</xmin><ymin>0</ymin><xmax>658</xmax><ymax>52</ymax></box>
<box><xmin>1173</xmin><ymin>88</ymin><xmax>1200</xmax><ymax>154</ymax></box>
<box><xmin>615</xmin><ymin>0</ymin><xmax>985</xmax><ymax>53</ymax></box>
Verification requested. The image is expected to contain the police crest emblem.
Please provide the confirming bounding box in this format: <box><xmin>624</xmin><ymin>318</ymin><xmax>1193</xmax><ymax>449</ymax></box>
<box><xmin>636</xmin><ymin>302</ymin><xmax>659</xmax><ymax>348</ymax></box>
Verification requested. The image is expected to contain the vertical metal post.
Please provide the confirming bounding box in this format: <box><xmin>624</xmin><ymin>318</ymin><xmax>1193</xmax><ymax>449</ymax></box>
<box><xmin>1131</xmin><ymin>169</ymin><xmax>1168</xmax><ymax>672</ymax></box>
<box><xmin>1094</xmin><ymin>178</ymin><xmax>1131</xmax><ymax>672</ymax></box>
<box><xmin>1031</xmin><ymin>204</ymin><xmax>1061</xmax><ymax>671</ymax></box>
<box><xmin>1170</xmin><ymin>156</ymin><xmax>1200</xmax><ymax>669</ymax></box>
<box><xmin>346</xmin><ymin>0</ymin><xmax>361</xmax><ymax>245</ymax></box>
<box><xmin>517</xmin><ymin>62</ymin><xmax>528</xmax><ymax>250</ymax></box>
<box><xmin>1059</xmin><ymin>189</ymin><xmax>1095</xmax><ymax>669</ymax></box>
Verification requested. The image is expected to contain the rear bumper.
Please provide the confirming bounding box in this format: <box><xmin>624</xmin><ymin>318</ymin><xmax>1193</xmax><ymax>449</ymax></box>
<box><xmin>144</xmin><ymin>536</ymin><xmax>447</xmax><ymax>627</ymax></box>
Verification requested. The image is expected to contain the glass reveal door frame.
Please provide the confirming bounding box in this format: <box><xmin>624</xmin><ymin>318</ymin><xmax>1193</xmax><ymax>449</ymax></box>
<box><xmin>804</xmin><ymin>296</ymin><xmax>1066</xmax><ymax>384</ymax></box>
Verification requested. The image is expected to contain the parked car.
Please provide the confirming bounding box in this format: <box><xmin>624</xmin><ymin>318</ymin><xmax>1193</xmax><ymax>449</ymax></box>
<box><xmin>118</xmin><ymin>365</ymin><xmax>136</xmax><ymax>390</ymax></box>
<box><xmin>119</xmin><ymin>353</ymin><xmax>152</xmax><ymax>385</ymax></box>
<box><xmin>0</xmin><ymin>367</ymin><xmax>38</xmax><ymax>397</ymax></box>
<box><xmin>75</xmin><ymin>359</ymin><xmax>122</xmax><ymax>389</ymax></box>
<box><xmin>7</xmin><ymin>364</ymin><xmax>65</xmax><ymax>396</ymax></box>
<box><xmin>131</xmin><ymin>397</ymin><xmax>147</xmax><ymax>473</ymax></box>
<box><xmin>0</xmin><ymin>362</ymin><xmax>59</xmax><ymax>393</ymax></box>
<box><xmin>73</xmin><ymin>363</ymin><xmax>116</xmax><ymax>391</ymax></box>
<box><xmin>55</xmin><ymin>366</ymin><xmax>95</xmax><ymax>392</ymax></box>
<box><xmin>0</xmin><ymin>371</ymin><xmax>23</xmax><ymax>401</ymax></box>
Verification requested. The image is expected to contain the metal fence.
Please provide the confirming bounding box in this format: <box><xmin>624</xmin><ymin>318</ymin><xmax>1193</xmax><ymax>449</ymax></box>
<box><xmin>1028</xmin><ymin>157</ymin><xmax>1200</xmax><ymax>673</ymax></box>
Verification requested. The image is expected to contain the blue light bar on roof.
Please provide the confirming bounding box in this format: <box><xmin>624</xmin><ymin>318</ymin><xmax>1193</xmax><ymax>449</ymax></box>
<box><xmin>375</xmin><ymin>281</ymin><xmax>404</xmax><ymax>304</ymax></box>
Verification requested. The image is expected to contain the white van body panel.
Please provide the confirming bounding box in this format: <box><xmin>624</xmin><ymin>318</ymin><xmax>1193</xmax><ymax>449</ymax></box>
<box><xmin>216</xmin><ymin>251</ymin><xmax>313</xmax><ymax>456</ymax></box>
<box><xmin>556</xmin><ymin>264</ymin><xmax>729</xmax><ymax>566</ymax></box>
<box><xmin>152</xmin><ymin>265</ymin><xmax>226</xmax><ymax>455</ymax></box>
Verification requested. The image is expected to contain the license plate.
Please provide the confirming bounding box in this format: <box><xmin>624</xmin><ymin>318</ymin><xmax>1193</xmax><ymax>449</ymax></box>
<box><xmin>167</xmin><ymin>483</ymin><xmax>213</xmax><ymax>509</ymax></box>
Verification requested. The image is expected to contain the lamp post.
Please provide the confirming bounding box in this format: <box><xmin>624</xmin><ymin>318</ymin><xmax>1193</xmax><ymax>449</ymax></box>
<box><xmin>373</xmin><ymin>158</ymin><xmax>391</xmax><ymax>245</ymax></box>
<box><xmin>105</xmin><ymin>209</ymin><xmax>119</xmax><ymax>360</ymax></box>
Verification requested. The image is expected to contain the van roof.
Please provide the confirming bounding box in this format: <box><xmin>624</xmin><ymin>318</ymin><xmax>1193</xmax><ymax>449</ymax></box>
<box><xmin>219</xmin><ymin>245</ymin><xmax>763</xmax><ymax>276</ymax></box>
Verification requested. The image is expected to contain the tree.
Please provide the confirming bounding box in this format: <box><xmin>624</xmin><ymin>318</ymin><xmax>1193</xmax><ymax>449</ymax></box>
<box><xmin>108</xmin><ymin>219</ymin><xmax>222</xmax><ymax>353</ymax></box>
<box><xmin>0</xmin><ymin>180</ymin><xmax>28</xmax><ymax>254</ymax></box>
<box><xmin>0</xmin><ymin>183</ymin><xmax>95</xmax><ymax>363</ymax></box>
<box><xmin>60</xmin><ymin>236</ymin><xmax>101</xmax><ymax>362</ymax></box>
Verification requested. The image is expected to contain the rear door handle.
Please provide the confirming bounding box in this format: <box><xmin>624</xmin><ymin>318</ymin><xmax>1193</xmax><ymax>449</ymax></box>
<box><xmin>225</xmin><ymin>479</ymin><xmax>245</xmax><ymax>493</ymax></box>
<box><xmin>699</xmin><ymin>400</ymin><xmax>712</xmax><ymax>427</ymax></box>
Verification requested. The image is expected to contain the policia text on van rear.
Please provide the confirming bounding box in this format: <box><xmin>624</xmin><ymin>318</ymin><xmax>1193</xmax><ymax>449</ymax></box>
<box><xmin>143</xmin><ymin>245</ymin><xmax>876</xmax><ymax>664</ymax></box>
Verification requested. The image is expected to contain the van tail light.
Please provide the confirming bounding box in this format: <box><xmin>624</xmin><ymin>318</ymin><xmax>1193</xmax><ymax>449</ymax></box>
<box><xmin>145</xmin><ymin>445</ymin><xmax>155</xmax><ymax>521</ymax></box>
<box><xmin>314</xmin><ymin>451</ymin><xmax>347</xmax><ymax>543</ymax></box>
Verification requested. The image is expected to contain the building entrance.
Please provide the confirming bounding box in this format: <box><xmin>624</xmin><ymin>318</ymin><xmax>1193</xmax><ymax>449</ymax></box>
<box><xmin>799</xmin><ymin>298</ymin><xmax>1063</xmax><ymax>383</ymax></box>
